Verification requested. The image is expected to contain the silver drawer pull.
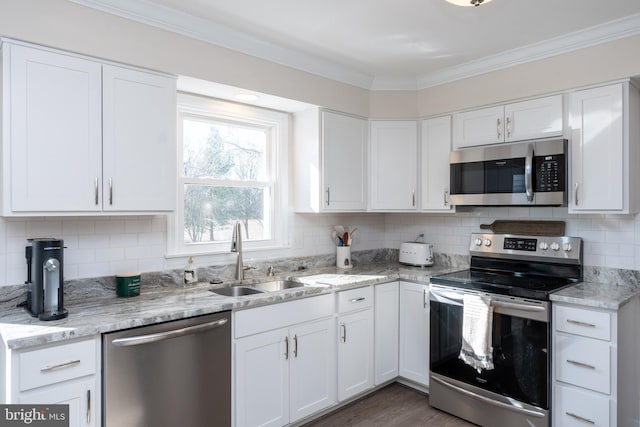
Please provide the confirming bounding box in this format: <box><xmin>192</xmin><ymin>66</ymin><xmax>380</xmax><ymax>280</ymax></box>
<box><xmin>567</xmin><ymin>319</ymin><xmax>596</xmax><ymax>328</ymax></box>
<box><xmin>566</xmin><ymin>412</ymin><xmax>595</xmax><ymax>424</ymax></box>
<box><xmin>567</xmin><ymin>359</ymin><xmax>596</xmax><ymax>370</ymax></box>
<box><xmin>350</xmin><ymin>297</ymin><xmax>366</xmax><ymax>303</ymax></box>
<box><xmin>40</xmin><ymin>359</ymin><xmax>81</xmax><ymax>372</ymax></box>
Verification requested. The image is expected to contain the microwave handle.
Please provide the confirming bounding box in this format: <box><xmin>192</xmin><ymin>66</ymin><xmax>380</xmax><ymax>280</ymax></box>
<box><xmin>525</xmin><ymin>144</ymin><xmax>534</xmax><ymax>202</ymax></box>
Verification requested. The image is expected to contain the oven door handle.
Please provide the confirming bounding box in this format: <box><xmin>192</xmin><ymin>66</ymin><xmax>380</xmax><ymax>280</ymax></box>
<box><xmin>430</xmin><ymin>288</ymin><xmax>545</xmax><ymax>313</ymax></box>
<box><xmin>432</xmin><ymin>376</ymin><xmax>545</xmax><ymax>418</ymax></box>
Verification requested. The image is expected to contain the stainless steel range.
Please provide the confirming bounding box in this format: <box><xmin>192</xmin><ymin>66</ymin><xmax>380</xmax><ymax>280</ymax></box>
<box><xmin>429</xmin><ymin>233</ymin><xmax>583</xmax><ymax>427</ymax></box>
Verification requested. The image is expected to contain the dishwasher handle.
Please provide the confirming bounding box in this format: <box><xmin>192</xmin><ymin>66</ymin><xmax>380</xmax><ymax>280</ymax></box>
<box><xmin>111</xmin><ymin>318</ymin><xmax>228</xmax><ymax>347</ymax></box>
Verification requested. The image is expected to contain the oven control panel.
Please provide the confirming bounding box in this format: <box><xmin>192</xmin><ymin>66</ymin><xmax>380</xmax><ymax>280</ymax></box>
<box><xmin>470</xmin><ymin>233</ymin><xmax>582</xmax><ymax>262</ymax></box>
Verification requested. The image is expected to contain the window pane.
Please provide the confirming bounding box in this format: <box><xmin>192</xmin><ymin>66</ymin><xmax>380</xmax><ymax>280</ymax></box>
<box><xmin>183</xmin><ymin>184</ymin><xmax>271</xmax><ymax>243</ymax></box>
<box><xmin>183</xmin><ymin>119</ymin><xmax>267</xmax><ymax>181</ymax></box>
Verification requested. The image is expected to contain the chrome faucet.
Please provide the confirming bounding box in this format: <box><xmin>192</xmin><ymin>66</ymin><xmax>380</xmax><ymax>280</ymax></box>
<box><xmin>230</xmin><ymin>221</ymin><xmax>244</xmax><ymax>281</ymax></box>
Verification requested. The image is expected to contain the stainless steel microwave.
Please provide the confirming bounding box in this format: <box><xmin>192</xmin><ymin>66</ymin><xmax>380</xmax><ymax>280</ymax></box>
<box><xmin>450</xmin><ymin>138</ymin><xmax>567</xmax><ymax>206</ymax></box>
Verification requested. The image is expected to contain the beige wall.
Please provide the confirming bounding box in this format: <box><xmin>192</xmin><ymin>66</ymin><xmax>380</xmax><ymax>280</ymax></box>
<box><xmin>417</xmin><ymin>35</ymin><xmax>640</xmax><ymax>117</ymax></box>
<box><xmin>0</xmin><ymin>0</ymin><xmax>370</xmax><ymax>116</ymax></box>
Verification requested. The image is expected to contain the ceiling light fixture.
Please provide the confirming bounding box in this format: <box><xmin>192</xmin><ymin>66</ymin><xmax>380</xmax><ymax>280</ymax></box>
<box><xmin>234</xmin><ymin>93</ymin><xmax>259</xmax><ymax>102</ymax></box>
<box><xmin>446</xmin><ymin>0</ymin><xmax>493</xmax><ymax>6</ymax></box>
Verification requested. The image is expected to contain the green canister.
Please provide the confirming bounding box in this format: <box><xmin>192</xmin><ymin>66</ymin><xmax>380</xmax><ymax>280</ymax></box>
<box><xmin>116</xmin><ymin>272</ymin><xmax>141</xmax><ymax>297</ymax></box>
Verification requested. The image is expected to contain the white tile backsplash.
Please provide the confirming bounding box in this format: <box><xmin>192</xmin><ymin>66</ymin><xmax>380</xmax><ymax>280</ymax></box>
<box><xmin>1</xmin><ymin>207</ymin><xmax>640</xmax><ymax>286</ymax></box>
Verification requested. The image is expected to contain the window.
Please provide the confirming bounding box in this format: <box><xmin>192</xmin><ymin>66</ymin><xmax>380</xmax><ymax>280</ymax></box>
<box><xmin>170</xmin><ymin>93</ymin><xmax>289</xmax><ymax>255</ymax></box>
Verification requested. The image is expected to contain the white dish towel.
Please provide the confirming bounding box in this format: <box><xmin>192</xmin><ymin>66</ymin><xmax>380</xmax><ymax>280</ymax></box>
<box><xmin>459</xmin><ymin>293</ymin><xmax>495</xmax><ymax>373</ymax></box>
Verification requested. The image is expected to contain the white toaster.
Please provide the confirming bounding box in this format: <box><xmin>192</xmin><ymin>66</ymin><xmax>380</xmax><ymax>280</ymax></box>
<box><xmin>399</xmin><ymin>242</ymin><xmax>434</xmax><ymax>267</ymax></box>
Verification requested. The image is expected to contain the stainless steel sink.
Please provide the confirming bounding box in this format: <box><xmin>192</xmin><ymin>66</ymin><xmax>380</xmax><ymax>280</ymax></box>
<box><xmin>210</xmin><ymin>286</ymin><xmax>265</xmax><ymax>297</ymax></box>
<box><xmin>252</xmin><ymin>280</ymin><xmax>305</xmax><ymax>292</ymax></box>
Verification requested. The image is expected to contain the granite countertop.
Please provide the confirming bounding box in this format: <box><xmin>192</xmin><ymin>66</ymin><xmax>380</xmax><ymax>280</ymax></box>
<box><xmin>3</xmin><ymin>259</ymin><xmax>639</xmax><ymax>351</ymax></box>
<box><xmin>0</xmin><ymin>262</ymin><xmax>459</xmax><ymax>350</ymax></box>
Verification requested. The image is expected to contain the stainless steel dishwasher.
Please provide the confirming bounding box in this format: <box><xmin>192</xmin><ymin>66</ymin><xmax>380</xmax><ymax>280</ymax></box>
<box><xmin>103</xmin><ymin>311</ymin><xmax>231</xmax><ymax>427</ymax></box>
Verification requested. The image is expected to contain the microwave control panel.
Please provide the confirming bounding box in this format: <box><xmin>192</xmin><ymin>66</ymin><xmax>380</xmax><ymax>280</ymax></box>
<box><xmin>535</xmin><ymin>154</ymin><xmax>565</xmax><ymax>192</ymax></box>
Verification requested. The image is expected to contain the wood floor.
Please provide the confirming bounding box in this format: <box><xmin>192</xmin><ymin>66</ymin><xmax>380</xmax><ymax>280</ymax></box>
<box><xmin>302</xmin><ymin>383</ymin><xmax>477</xmax><ymax>427</ymax></box>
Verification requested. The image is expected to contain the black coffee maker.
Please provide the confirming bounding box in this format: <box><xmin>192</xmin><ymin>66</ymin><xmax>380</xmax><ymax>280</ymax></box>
<box><xmin>25</xmin><ymin>238</ymin><xmax>68</xmax><ymax>321</ymax></box>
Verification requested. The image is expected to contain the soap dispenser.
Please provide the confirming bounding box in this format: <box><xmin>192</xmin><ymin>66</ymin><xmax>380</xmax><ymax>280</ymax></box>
<box><xmin>183</xmin><ymin>256</ymin><xmax>198</xmax><ymax>285</ymax></box>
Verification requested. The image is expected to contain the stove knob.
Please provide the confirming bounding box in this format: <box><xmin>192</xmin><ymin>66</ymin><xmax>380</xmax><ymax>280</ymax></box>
<box><xmin>474</xmin><ymin>238</ymin><xmax>483</xmax><ymax>247</ymax></box>
<box><xmin>550</xmin><ymin>242</ymin><xmax>560</xmax><ymax>251</ymax></box>
<box><xmin>539</xmin><ymin>241</ymin><xmax>549</xmax><ymax>250</ymax></box>
<box><xmin>563</xmin><ymin>243</ymin><xmax>572</xmax><ymax>252</ymax></box>
<box><xmin>484</xmin><ymin>239</ymin><xmax>492</xmax><ymax>247</ymax></box>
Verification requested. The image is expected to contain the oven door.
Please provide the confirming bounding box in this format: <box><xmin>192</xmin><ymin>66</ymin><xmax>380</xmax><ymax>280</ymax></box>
<box><xmin>429</xmin><ymin>285</ymin><xmax>550</xmax><ymax>410</ymax></box>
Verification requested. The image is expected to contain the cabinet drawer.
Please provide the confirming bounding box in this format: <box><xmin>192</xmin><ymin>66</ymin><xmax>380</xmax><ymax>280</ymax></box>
<box><xmin>554</xmin><ymin>384</ymin><xmax>610</xmax><ymax>427</ymax></box>
<box><xmin>235</xmin><ymin>294</ymin><xmax>334</xmax><ymax>338</ymax></box>
<box><xmin>19</xmin><ymin>338</ymin><xmax>97</xmax><ymax>391</ymax></box>
<box><xmin>555</xmin><ymin>305</ymin><xmax>611</xmax><ymax>341</ymax></box>
<box><xmin>555</xmin><ymin>335</ymin><xmax>610</xmax><ymax>394</ymax></box>
<box><xmin>337</xmin><ymin>286</ymin><xmax>373</xmax><ymax>314</ymax></box>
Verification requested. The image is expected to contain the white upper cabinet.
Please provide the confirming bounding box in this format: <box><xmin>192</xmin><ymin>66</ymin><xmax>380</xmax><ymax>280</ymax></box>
<box><xmin>453</xmin><ymin>94</ymin><xmax>563</xmax><ymax>149</ymax></box>
<box><xmin>569</xmin><ymin>82</ymin><xmax>639</xmax><ymax>213</ymax></box>
<box><xmin>102</xmin><ymin>65</ymin><xmax>176</xmax><ymax>211</ymax></box>
<box><xmin>421</xmin><ymin>116</ymin><xmax>454</xmax><ymax>212</ymax></box>
<box><xmin>293</xmin><ymin>109</ymin><xmax>367</xmax><ymax>212</ymax></box>
<box><xmin>369</xmin><ymin>120</ymin><xmax>418</xmax><ymax>211</ymax></box>
<box><xmin>3</xmin><ymin>43</ymin><xmax>103</xmax><ymax>213</ymax></box>
<box><xmin>0</xmin><ymin>40</ymin><xmax>176</xmax><ymax>216</ymax></box>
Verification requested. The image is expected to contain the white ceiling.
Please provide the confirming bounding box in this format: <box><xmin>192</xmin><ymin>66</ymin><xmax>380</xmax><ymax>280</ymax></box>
<box><xmin>72</xmin><ymin>0</ymin><xmax>640</xmax><ymax>90</ymax></box>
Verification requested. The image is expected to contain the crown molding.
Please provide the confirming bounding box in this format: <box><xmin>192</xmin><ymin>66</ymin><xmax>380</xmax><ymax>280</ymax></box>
<box><xmin>67</xmin><ymin>0</ymin><xmax>640</xmax><ymax>92</ymax></box>
<box><xmin>412</xmin><ymin>13</ymin><xmax>640</xmax><ymax>90</ymax></box>
<box><xmin>67</xmin><ymin>0</ymin><xmax>375</xmax><ymax>89</ymax></box>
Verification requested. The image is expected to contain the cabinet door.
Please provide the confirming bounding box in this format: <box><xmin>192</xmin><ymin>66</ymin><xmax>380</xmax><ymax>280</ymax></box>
<box><xmin>102</xmin><ymin>65</ymin><xmax>176</xmax><ymax>211</ymax></box>
<box><xmin>452</xmin><ymin>105</ymin><xmax>504</xmax><ymax>149</ymax></box>
<box><xmin>398</xmin><ymin>282</ymin><xmax>429</xmax><ymax>387</ymax></box>
<box><xmin>505</xmin><ymin>95</ymin><xmax>563</xmax><ymax>142</ymax></box>
<box><xmin>19</xmin><ymin>378</ymin><xmax>96</xmax><ymax>427</ymax></box>
<box><xmin>289</xmin><ymin>318</ymin><xmax>337</xmax><ymax>422</ymax></box>
<box><xmin>337</xmin><ymin>309</ymin><xmax>374</xmax><ymax>401</ymax></box>
<box><xmin>322</xmin><ymin>111</ymin><xmax>367</xmax><ymax>211</ymax></box>
<box><xmin>570</xmin><ymin>84</ymin><xmax>623</xmax><ymax>211</ymax></box>
<box><xmin>421</xmin><ymin>116</ymin><xmax>454</xmax><ymax>211</ymax></box>
<box><xmin>7</xmin><ymin>44</ymin><xmax>102</xmax><ymax>212</ymax></box>
<box><xmin>369</xmin><ymin>120</ymin><xmax>418</xmax><ymax>210</ymax></box>
<box><xmin>374</xmin><ymin>282</ymin><xmax>399</xmax><ymax>385</ymax></box>
<box><xmin>235</xmin><ymin>329</ymin><xmax>289</xmax><ymax>427</ymax></box>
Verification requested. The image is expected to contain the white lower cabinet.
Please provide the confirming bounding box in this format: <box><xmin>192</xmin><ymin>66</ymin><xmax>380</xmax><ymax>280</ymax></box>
<box><xmin>374</xmin><ymin>281</ymin><xmax>399</xmax><ymax>385</ymax></box>
<box><xmin>1</xmin><ymin>336</ymin><xmax>100</xmax><ymax>427</ymax></box>
<box><xmin>234</xmin><ymin>294</ymin><xmax>336</xmax><ymax>427</ymax></box>
<box><xmin>337</xmin><ymin>287</ymin><xmax>374</xmax><ymax>402</ymax></box>
<box><xmin>398</xmin><ymin>281</ymin><xmax>429</xmax><ymax>387</ymax></box>
<box><xmin>552</xmin><ymin>302</ymin><xmax>639</xmax><ymax>427</ymax></box>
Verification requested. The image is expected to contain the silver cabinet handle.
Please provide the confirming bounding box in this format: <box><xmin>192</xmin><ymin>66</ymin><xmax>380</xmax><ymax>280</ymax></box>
<box><xmin>86</xmin><ymin>389</ymin><xmax>91</xmax><ymax>425</ymax></box>
<box><xmin>112</xmin><ymin>318</ymin><xmax>228</xmax><ymax>347</ymax></box>
<box><xmin>525</xmin><ymin>144</ymin><xmax>534</xmax><ymax>202</ymax></box>
<box><xmin>567</xmin><ymin>319</ymin><xmax>596</xmax><ymax>328</ymax></box>
<box><xmin>412</xmin><ymin>188</ymin><xmax>415</xmax><ymax>207</ymax></box>
<box><xmin>293</xmin><ymin>334</ymin><xmax>298</xmax><ymax>358</ymax></box>
<box><xmin>444</xmin><ymin>190</ymin><xmax>449</xmax><ymax>207</ymax></box>
<box><xmin>566</xmin><ymin>412</ymin><xmax>595</xmax><ymax>424</ymax></box>
<box><xmin>497</xmin><ymin>117</ymin><xmax>502</xmax><ymax>140</ymax></box>
<box><xmin>567</xmin><ymin>359</ymin><xmax>596</xmax><ymax>370</ymax></box>
<box><xmin>506</xmin><ymin>116</ymin><xmax>512</xmax><ymax>138</ymax></box>
<box><xmin>284</xmin><ymin>336</ymin><xmax>289</xmax><ymax>360</ymax></box>
<box><xmin>94</xmin><ymin>177</ymin><xmax>99</xmax><ymax>205</ymax></box>
<box><xmin>423</xmin><ymin>289</ymin><xmax>427</xmax><ymax>308</ymax></box>
<box><xmin>340</xmin><ymin>322</ymin><xmax>346</xmax><ymax>343</ymax></box>
<box><xmin>350</xmin><ymin>297</ymin><xmax>366</xmax><ymax>303</ymax></box>
<box><xmin>108</xmin><ymin>177</ymin><xmax>113</xmax><ymax>205</ymax></box>
<box><xmin>326</xmin><ymin>187</ymin><xmax>330</xmax><ymax>206</ymax></box>
<box><xmin>41</xmin><ymin>359</ymin><xmax>81</xmax><ymax>372</ymax></box>
<box><xmin>574</xmin><ymin>182</ymin><xmax>579</xmax><ymax>206</ymax></box>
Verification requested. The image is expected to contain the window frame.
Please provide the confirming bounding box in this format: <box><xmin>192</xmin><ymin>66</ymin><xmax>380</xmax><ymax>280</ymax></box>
<box><xmin>168</xmin><ymin>93</ymin><xmax>289</xmax><ymax>256</ymax></box>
